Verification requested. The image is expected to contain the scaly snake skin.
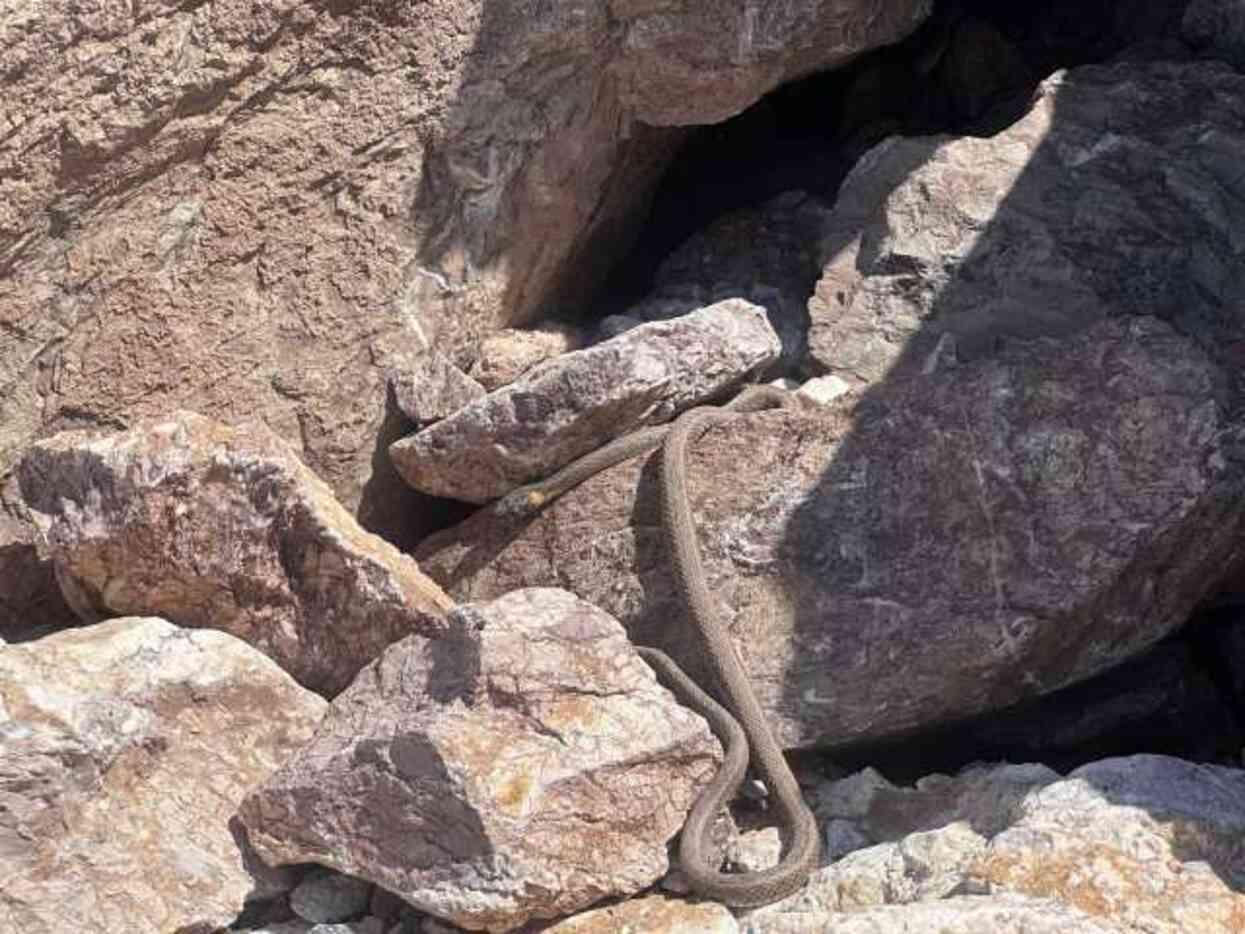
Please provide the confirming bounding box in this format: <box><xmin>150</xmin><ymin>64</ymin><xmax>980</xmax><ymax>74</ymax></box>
<box><xmin>499</xmin><ymin>386</ymin><xmax>821</xmax><ymax>906</ymax></box>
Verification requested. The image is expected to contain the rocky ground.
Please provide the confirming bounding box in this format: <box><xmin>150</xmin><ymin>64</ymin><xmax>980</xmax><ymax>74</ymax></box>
<box><xmin>4</xmin><ymin>1</ymin><xmax>1245</xmax><ymax>933</ymax></box>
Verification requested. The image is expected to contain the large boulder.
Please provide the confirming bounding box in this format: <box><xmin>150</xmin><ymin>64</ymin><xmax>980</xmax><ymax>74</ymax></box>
<box><xmin>416</xmin><ymin>317</ymin><xmax>1245</xmax><ymax>748</ymax></box>
<box><xmin>18</xmin><ymin>411</ymin><xmax>452</xmax><ymax>696</ymax></box>
<box><xmin>240</xmin><ymin>588</ymin><xmax>720</xmax><ymax>932</ymax></box>
<box><xmin>0</xmin><ymin>617</ymin><xmax>328</xmax><ymax>934</ymax></box>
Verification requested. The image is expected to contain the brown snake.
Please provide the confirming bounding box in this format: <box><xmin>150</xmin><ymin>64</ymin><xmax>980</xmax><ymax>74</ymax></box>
<box><xmin>498</xmin><ymin>386</ymin><xmax>821</xmax><ymax>906</ymax></box>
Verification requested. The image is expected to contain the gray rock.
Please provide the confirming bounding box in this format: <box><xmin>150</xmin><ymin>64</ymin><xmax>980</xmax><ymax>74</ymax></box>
<box><xmin>239</xmin><ymin>588</ymin><xmax>720</xmax><ymax>932</ymax></box>
<box><xmin>390</xmin><ymin>300</ymin><xmax>782</xmax><ymax>503</ymax></box>
<box><xmin>0</xmin><ymin>617</ymin><xmax>327</xmax><ymax>934</ymax></box>
<box><xmin>18</xmin><ymin>411</ymin><xmax>453</xmax><ymax>696</ymax></box>
<box><xmin>388</xmin><ymin>350</ymin><xmax>485</xmax><ymax>427</ymax></box>
<box><xmin>291</xmin><ymin>869</ymin><xmax>373</xmax><ymax>924</ymax></box>
<box><xmin>1184</xmin><ymin>0</ymin><xmax>1245</xmax><ymax>70</ymax></box>
<box><xmin>416</xmin><ymin>317</ymin><xmax>1245</xmax><ymax>749</ymax></box>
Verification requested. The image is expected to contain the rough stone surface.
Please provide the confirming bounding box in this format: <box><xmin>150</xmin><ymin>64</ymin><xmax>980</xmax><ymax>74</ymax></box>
<box><xmin>746</xmin><ymin>755</ymin><xmax>1245</xmax><ymax>933</ymax></box>
<box><xmin>807</xmin><ymin>60</ymin><xmax>1245</xmax><ymax>403</ymax></box>
<box><xmin>18</xmin><ymin>411</ymin><xmax>452</xmax><ymax>696</ymax></box>
<box><xmin>0</xmin><ymin>0</ymin><xmax>930</xmax><ymax>545</ymax></box>
<box><xmin>417</xmin><ymin>317</ymin><xmax>1245</xmax><ymax>748</ymax></box>
<box><xmin>239</xmin><ymin>588</ymin><xmax>721</xmax><ymax>933</ymax></box>
<box><xmin>467</xmin><ymin>324</ymin><xmax>585</xmax><ymax>393</ymax></box>
<box><xmin>291</xmin><ymin>869</ymin><xmax>374</xmax><ymax>924</ymax></box>
<box><xmin>0</xmin><ymin>485</ymin><xmax>75</xmax><ymax>637</ymax></box>
<box><xmin>390</xmin><ymin>300</ymin><xmax>782</xmax><ymax>503</ymax></box>
<box><xmin>545</xmin><ymin>895</ymin><xmax>738</xmax><ymax>934</ymax></box>
<box><xmin>0</xmin><ymin>617</ymin><xmax>327</xmax><ymax>934</ymax></box>
<box><xmin>1184</xmin><ymin>0</ymin><xmax>1245</xmax><ymax>70</ymax></box>
<box><xmin>389</xmin><ymin>350</ymin><xmax>485</xmax><ymax>429</ymax></box>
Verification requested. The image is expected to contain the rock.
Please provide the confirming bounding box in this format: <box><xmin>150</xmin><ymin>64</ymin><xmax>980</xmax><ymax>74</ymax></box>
<box><xmin>795</xmin><ymin>376</ymin><xmax>852</xmax><ymax>407</ymax></box>
<box><xmin>544</xmin><ymin>895</ymin><xmax>738</xmax><ymax>934</ymax></box>
<box><xmin>807</xmin><ymin>60</ymin><xmax>1245</xmax><ymax>397</ymax></box>
<box><xmin>0</xmin><ymin>617</ymin><xmax>327</xmax><ymax>934</ymax></box>
<box><xmin>595</xmin><ymin>315</ymin><xmax>643</xmax><ymax>341</ymax></box>
<box><xmin>1184</xmin><ymin>0</ymin><xmax>1245</xmax><ymax>70</ymax></box>
<box><xmin>239</xmin><ymin>588</ymin><xmax>720</xmax><ymax>933</ymax></box>
<box><xmin>416</xmin><ymin>317</ymin><xmax>1245</xmax><ymax>748</ymax></box>
<box><xmin>389</xmin><ymin>351</ymin><xmax>486</xmax><ymax>428</ymax></box>
<box><xmin>467</xmin><ymin>324</ymin><xmax>585</xmax><ymax>393</ymax></box>
<box><xmin>746</xmin><ymin>755</ymin><xmax>1245</xmax><ymax>932</ymax></box>
<box><xmin>291</xmin><ymin>869</ymin><xmax>374</xmax><ymax>924</ymax></box>
<box><xmin>389</xmin><ymin>300</ymin><xmax>782</xmax><ymax>503</ymax></box>
<box><xmin>0</xmin><ymin>490</ymin><xmax>75</xmax><ymax>639</ymax></box>
<box><xmin>17</xmin><ymin>411</ymin><xmax>452</xmax><ymax>696</ymax></box>
<box><xmin>0</xmin><ymin>1</ymin><xmax>930</xmax><ymax>529</ymax></box>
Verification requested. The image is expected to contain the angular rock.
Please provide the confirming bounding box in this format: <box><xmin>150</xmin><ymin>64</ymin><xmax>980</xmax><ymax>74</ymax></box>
<box><xmin>545</xmin><ymin>895</ymin><xmax>737</xmax><ymax>934</ymax></box>
<box><xmin>291</xmin><ymin>869</ymin><xmax>374</xmax><ymax>925</ymax></box>
<box><xmin>18</xmin><ymin>411</ymin><xmax>452</xmax><ymax>696</ymax></box>
<box><xmin>0</xmin><ymin>0</ymin><xmax>929</xmax><ymax>525</ymax></box>
<box><xmin>388</xmin><ymin>350</ymin><xmax>486</xmax><ymax>428</ymax></box>
<box><xmin>0</xmin><ymin>617</ymin><xmax>327</xmax><ymax>934</ymax></box>
<box><xmin>0</xmin><ymin>490</ymin><xmax>75</xmax><ymax>638</ymax></box>
<box><xmin>390</xmin><ymin>300</ymin><xmax>782</xmax><ymax>503</ymax></box>
<box><xmin>416</xmin><ymin>317</ymin><xmax>1245</xmax><ymax>748</ymax></box>
<box><xmin>807</xmin><ymin>60</ymin><xmax>1245</xmax><ymax>395</ymax></box>
<box><xmin>1184</xmin><ymin>0</ymin><xmax>1245</xmax><ymax>70</ymax></box>
<box><xmin>747</xmin><ymin>755</ymin><xmax>1245</xmax><ymax>933</ymax></box>
<box><xmin>239</xmin><ymin>588</ymin><xmax>720</xmax><ymax>933</ymax></box>
<box><xmin>468</xmin><ymin>324</ymin><xmax>585</xmax><ymax>393</ymax></box>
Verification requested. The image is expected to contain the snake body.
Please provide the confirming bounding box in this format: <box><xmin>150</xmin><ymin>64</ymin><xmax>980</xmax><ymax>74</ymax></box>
<box><xmin>500</xmin><ymin>386</ymin><xmax>821</xmax><ymax>906</ymax></box>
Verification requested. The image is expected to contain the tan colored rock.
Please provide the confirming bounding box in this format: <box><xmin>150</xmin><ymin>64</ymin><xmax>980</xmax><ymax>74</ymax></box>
<box><xmin>416</xmin><ymin>317</ymin><xmax>1245</xmax><ymax>748</ymax></box>
<box><xmin>18</xmin><ymin>411</ymin><xmax>452</xmax><ymax>695</ymax></box>
<box><xmin>545</xmin><ymin>895</ymin><xmax>737</xmax><ymax>934</ymax></box>
<box><xmin>390</xmin><ymin>300</ymin><xmax>782</xmax><ymax>503</ymax></box>
<box><xmin>239</xmin><ymin>588</ymin><xmax>721</xmax><ymax>933</ymax></box>
<box><xmin>468</xmin><ymin>324</ymin><xmax>585</xmax><ymax>392</ymax></box>
<box><xmin>0</xmin><ymin>616</ymin><xmax>327</xmax><ymax>934</ymax></box>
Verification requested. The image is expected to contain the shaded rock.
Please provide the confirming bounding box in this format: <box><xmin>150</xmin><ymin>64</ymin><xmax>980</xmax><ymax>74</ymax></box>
<box><xmin>0</xmin><ymin>1</ymin><xmax>930</xmax><ymax>523</ymax></box>
<box><xmin>239</xmin><ymin>588</ymin><xmax>720</xmax><ymax>933</ymax></box>
<box><xmin>747</xmin><ymin>756</ymin><xmax>1245</xmax><ymax>932</ymax></box>
<box><xmin>388</xmin><ymin>351</ymin><xmax>486</xmax><ymax>428</ymax></box>
<box><xmin>0</xmin><ymin>487</ymin><xmax>75</xmax><ymax>638</ymax></box>
<box><xmin>390</xmin><ymin>300</ymin><xmax>782</xmax><ymax>503</ymax></box>
<box><xmin>417</xmin><ymin>317</ymin><xmax>1245</xmax><ymax>748</ymax></box>
<box><xmin>467</xmin><ymin>324</ymin><xmax>585</xmax><ymax>393</ymax></box>
<box><xmin>0</xmin><ymin>617</ymin><xmax>327</xmax><ymax>934</ymax></box>
<box><xmin>544</xmin><ymin>895</ymin><xmax>737</xmax><ymax>934</ymax></box>
<box><xmin>807</xmin><ymin>60</ymin><xmax>1245</xmax><ymax>398</ymax></box>
<box><xmin>18</xmin><ymin>411</ymin><xmax>452</xmax><ymax>696</ymax></box>
<box><xmin>291</xmin><ymin>869</ymin><xmax>373</xmax><ymax>924</ymax></box>
<box><xmin>1184</xmin><ymin>0</ymin><xmax>1245</xmax><ymax>70</ymax></box>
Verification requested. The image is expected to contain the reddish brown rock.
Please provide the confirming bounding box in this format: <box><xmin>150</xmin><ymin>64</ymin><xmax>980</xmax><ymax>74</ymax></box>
<box><xmin>18</xmin><ymin>411</ymin><xmax>452</xmax><ymax>696</ymax></box>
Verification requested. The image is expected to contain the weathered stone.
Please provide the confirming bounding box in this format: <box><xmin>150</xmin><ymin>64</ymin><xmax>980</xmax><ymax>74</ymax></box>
<box><xmin>807</xmin><ymin>60</ymin><xmax>1245</xmax><ymax>399</ymax></box>
<box><xmin>0</xmin><ymin>617</ymin><xmax>327</xmax><ymax>934</ymax></box>
<box><xmin>746</xmin><ymin>756</ymin><xmax>1245</xmax><ymax>933</ymax></box>
<box><xmin>239</xmin><ymin>588</ymin><xmax>720</xmax><ymax>933</ymax></box>
<box><xmin>0</xmin><ymin>492</ymin><xmax>75</xmax><ymax>638</ymax></box>
<box><xmin>18</xmin><ymin>411</ymin><xmax>452</xmax><ymax>696</ymax></box>
<box><xmin>544</xmin><ymin>895</ymin><xmax>738</xmax><ymax>934</ymax></box>
<box><xmin>291</xmin><ymin>869</ymin><xmax>374</xmax><ymax>925</ymax></box>
<box><xmin>467</xmin><ymin>324</ymin><xmax>585</xmax><ymax>393</ymax></box>
<box><xmin>390</xmin><ymin>300</ymin><xmax>782</xmax><ymax>504</ymax></box>
<box><xmin>417</xmin><ymin>317</ymin><xmax>1245</xmax><ymax>748</ymax></box>
<box><xmin>795</xmin><ymin>375</ymin><xmax>852</xmax><ymax>407</ymax></box>
<box><xmin>0</xmin><ymin>0</ymin><xmax>930</xmax><ymax>535</ymax></box>
<box><xmin>389</xmin><ymin>350</ymin><xmax>485</xmax><ymax>428</ymax></box>
<box><xmin>1184</xmin><ymin>0</ymin><xmax>1245</xmax><ymax>70</ymax></box>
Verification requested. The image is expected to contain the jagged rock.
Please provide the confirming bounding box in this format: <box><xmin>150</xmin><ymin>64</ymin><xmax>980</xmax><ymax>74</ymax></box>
<box><xmin>390</xmin><ymin>300</ymin><xmax>782</xmax><ymax>504</ymax></box>
<box><xmin>1184</xmin><ymin>0</ymin><xmax>1245</xmax><ymax>69</ymax></box>
<box><xmin>0</xmin><ymin>1</ymin><xmax>929</xmax><ymax>536</ymax></box>
<box><xmin>291</xmin><ymin>869</ymin><xmax>374</xmax><ymax>924</ymax></box>
<box><xmin>17</xmin><ymin>411</ymin><xmax>452</xmax><ymax>696</ymax></box>
<box><xmin>239</xmin><ymin>588</ymin><xmax>720</xmax><ymax>933</ymax></box>
<box><xmin>416</xmin><ymin>317</ymin><xmax>1245</xmax><ymax>748</ymax></box>
<box><xmin>0</xmin><ymin>617</ymin><xmax>327</xmax><ymax>934</ymax></box>
<box><xmin>544</xmin><ymin>895</ymin><xmax>738</xmax><ymax>934</ymax></box>
<box><xmin>746</xmin><ymin>755</ymin><xmax>1245</xmax><ymax>933</ymax></box>
<box><xmin>807</xmin><ymin>60</ymin><xmax>1245</xmax><ymax>397</ymax></box>
<box><xmin>467</xmin><ymin>324</ymin><xmax>585</xmax><ymax>392</ymax></box>
<box><xmin>388</xmin><ymin>351</ymin><xmax>485</xmax><ymax>428</ymax></box>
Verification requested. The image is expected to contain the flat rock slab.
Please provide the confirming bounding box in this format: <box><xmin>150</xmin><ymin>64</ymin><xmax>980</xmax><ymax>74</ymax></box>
<box><xmin>239</xmin><ymin>588</ymin><xmax>720</xmax><ymax>933</ymax></box>
<box><xmin>390</xmin><ymin>300</ymin><xmax>782</xmax><ymax>503</ymax></box>
<box><xmin>18</xmin><ymin>411</ymin><xmax>453</xmax><ymax>696</ymax></box>
<box><xmin>0</xmin><ymin>617</ymin><xmax>327</xmax><ymax>934</ymax></box>
<box><xmin>417</xmin><ymin>317</ymin><xmax>1245</xmax><ymax>748</ymax></box>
